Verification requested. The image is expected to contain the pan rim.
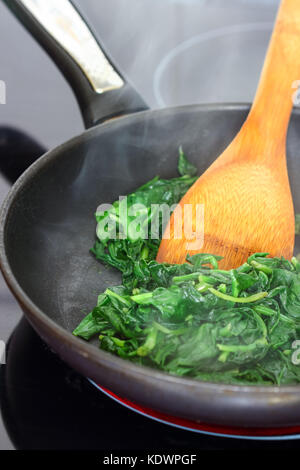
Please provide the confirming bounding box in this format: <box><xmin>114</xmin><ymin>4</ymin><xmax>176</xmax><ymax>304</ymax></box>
<box><xmin>1</xmin><ymin>102</ymin><xmax>300</xmax><ymax>400</ymax></box>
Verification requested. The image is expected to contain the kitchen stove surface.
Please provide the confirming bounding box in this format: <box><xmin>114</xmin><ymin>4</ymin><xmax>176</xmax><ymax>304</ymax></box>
<box><xmin>2</xmin><ymin>317</ymin><xmax>300</xmax><ymax>450</ymax></box>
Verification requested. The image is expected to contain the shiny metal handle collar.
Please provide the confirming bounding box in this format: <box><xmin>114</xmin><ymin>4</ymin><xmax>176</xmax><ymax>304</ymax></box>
<box><xmin>5</xmin><ymin>0</ymin><xmax>148</xmax><ymax>126</ymax></box>
<box><xmin>20</xmin><ymin>0</ymin><xmax>124</xmax><ymax>94</ymax></box>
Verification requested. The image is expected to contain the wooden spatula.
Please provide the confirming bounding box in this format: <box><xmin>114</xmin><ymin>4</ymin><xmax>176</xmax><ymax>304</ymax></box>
<box><xmin>157</xmin><ymin>0</ymin><xmax>299</xmax><ymax>269</ymax></box>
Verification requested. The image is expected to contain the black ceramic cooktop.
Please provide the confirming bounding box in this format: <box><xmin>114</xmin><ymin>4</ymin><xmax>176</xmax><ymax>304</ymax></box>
<box><xmin>2</xmin><ymin>0</ymin><xmax>299</xmax><ymax>451</ymax></box>
<box><xmin>2</xmin><ymin>317</ymin><xmax>300</xmax><ymax>451</ymax></box>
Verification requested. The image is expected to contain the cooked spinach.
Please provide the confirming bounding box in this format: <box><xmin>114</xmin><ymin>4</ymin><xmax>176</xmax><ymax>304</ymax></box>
<box><xmin>92</xmin><ymin>147</ymin><xmax>197</xmax><ymax>290</ymax></box>
<box><xmin>73</xmin><ymin>150</ymin><xmax>300</xmax><ymax>385</ymax></box>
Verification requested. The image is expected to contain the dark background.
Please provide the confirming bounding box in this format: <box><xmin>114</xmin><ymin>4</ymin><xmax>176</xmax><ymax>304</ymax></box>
<box><xmin>0</xmin><ymin>0</ymin><xmax>283</xmax><ymax>449</ymax></box>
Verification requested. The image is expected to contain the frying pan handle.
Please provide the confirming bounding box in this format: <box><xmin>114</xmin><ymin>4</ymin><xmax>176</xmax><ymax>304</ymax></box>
<box><xmin>0</xmin><ymin>127</ymin><xmax>46</xmax><ymax>183</ymax></box>
<box><xmin>4</xmin><ymin>0</ymin><xmax>149</xmax><ymax>128</ymax></box>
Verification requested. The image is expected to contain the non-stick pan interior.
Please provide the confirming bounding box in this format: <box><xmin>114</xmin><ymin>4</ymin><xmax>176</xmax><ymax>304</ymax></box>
<box><xmin>3</xmin><ymin>104</ymin><xmax>300</xmax><ymax>335</ymax></box>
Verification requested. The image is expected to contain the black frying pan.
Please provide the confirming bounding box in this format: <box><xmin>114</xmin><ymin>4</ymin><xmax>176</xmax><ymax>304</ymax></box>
<box><xmin>1</xmin><ymin>0</ymin><xmax>300</xmax><ymax>429</ymax></box>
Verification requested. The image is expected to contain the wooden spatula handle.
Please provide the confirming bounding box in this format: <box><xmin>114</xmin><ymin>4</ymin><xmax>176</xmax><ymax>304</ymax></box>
<box><xmin>245</xmin><ymin>0</ymin><xmax>300</xmax><ymax>154</ymax></box>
